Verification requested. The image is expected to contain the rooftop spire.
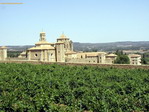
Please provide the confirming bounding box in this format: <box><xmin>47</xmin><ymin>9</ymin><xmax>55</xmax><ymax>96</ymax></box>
<box><xmin>60</xmin><ymin>32</ymin><xmax>67</xmax><ymax>38</ymax></box>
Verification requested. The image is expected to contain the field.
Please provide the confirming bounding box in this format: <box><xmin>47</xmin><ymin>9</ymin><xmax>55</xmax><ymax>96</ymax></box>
<box><xmin>0</xmin><ymin>63</ymin><xmax>149</xmax><ymax>112</ymax></box>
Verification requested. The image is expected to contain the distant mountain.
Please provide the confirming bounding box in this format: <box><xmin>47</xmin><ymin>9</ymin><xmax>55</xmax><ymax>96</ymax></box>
<box><xmin>7</xmin><ymin>45</ymin><xmax>34</xmax><ymax>51</ymax></box>
<box><xmin>5</xmin><ymin>41</ymin><xmax>149</xmax><ymax>52</ymax></box>
<box><xmin>73</xmin><ymin>41</ymin><xmax>149</xmax><ymax>52</ymax></box>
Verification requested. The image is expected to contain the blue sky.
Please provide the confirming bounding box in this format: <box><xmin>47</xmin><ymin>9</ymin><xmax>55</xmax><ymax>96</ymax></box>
<box><xmin>0</xmin><ymin>0</ymin><xmax>149</xmax><ymax>45</ymax></box>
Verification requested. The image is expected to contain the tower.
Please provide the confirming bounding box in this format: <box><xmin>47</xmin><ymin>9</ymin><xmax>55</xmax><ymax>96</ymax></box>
<box><xmin>0</xmin><ymin>46</ymin><xmax>7</xmax><ymax>61</ymax></box>
<box><xmin>55</xmin><ymin>42</ymin><xmax>65</xmax><ymax>62</ymax></box>
<box><xmin>39</xmin><ymin>32</ymin><xmax>46</xmax><ymax>41</ymax></box>
<box><xmin>55</xmin><ymin>33</ymin><xmax>73</xmax><ymax>62</ymax></box>
<box><xmin>57</xmin><ymin>33</ymin><xmax>73</xmax><ymax>52</ymax></box>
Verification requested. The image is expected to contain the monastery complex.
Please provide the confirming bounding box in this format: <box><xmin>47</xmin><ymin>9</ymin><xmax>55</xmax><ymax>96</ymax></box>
<box><xmin>20</xmin><ymin>32</ymin><xmax>117</xmax><ymax>64</ymax></box>
<box><xmin>0</xmin><ymin>32</ymin><xmax>142</xmax><ymax>65</ymax></box>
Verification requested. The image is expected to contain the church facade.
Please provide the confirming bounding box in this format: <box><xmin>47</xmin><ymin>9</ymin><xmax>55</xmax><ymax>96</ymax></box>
<box><xmin>27</xmin><ymin>32</ymin><xmax>73</xmax><ymax>62</ymax></box>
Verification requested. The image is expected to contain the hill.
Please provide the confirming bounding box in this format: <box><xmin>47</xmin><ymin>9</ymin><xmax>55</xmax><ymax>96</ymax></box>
<box><xmin>74</xmin><ymin>41</ymin><xmax>149</xmax><ymax>52</ymax></box>
<box><xmin>5</xmin><ymin>41</ymin><xmax>149</xmax><ymax>52</ymax></box>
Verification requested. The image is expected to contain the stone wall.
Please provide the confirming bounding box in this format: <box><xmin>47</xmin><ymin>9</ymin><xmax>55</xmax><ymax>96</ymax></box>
<box><xmin>29</xmin><ymin>50</ymin><xmax>41</xmax><ymax>61</ymax></box>
<box><xmin>6</xmin><ymin>57</ymin><xmax>28</xmax><ymax>61</ymax></box>
<box><xmin>66</xmin><ymin>58</ymin><xmax>98</xmax><ymax>64</ymax></box>
<box><xmin>0</xmin><ymin>60</ymin><xmax>148</xmax><ymax>70</ymax></box>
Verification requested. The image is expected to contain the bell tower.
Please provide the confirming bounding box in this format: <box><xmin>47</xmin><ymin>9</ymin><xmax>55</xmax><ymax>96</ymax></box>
<box><xmin>57</xmin><ymin>33</ymin><xmax>73</xmax><ymax>52</ymax></box>
<box><xmin>39</xmin><ymin>32</ymin><xmax>46</xmax><ymax>41</ymax></box>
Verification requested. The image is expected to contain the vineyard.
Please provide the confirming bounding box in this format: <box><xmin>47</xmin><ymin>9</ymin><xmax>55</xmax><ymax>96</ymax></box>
<box><xmin>0</xmin><ymin>63</ymin><xmax>149</xmax><ymax>112</ymax></box>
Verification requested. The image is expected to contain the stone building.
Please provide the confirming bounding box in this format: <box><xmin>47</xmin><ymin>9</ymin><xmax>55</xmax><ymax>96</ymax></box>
<box><xmin>0</xmin><ymin>32</ymin><xmax>143</xmax><ymax>65</ymax></box>
<box><xmin>66</xmin><ymin>52</ymin><xmax>106</xmax><ymax>64</ymax></box>
<box><xmin>27</xmin><ymin>32</ymin><xmax>73</xmax><ymax>62</ymax></box>
<box><xmin>66</xmin><ymin>52</ymin><xmax>117</xmax><ymax>64</ymax></box>
<box><xmin>105</xmin><ymin>54</ymin><xmax>117</xmax><ymax>64</ymax></box>
<box><xmin>0</xmin><ymin>46</ymin><xmax>7</xmax><ymax>61</ymax></box>
<box><xmin>23</xmin><ymin>32</ymin><xmax>117</xmax><ymax>64</ymax></box>
<box><xmin>128</xmin><ymin>54</ymin><xmax>141</xmax><ymax>65</ymax></box>
<box><xmin>18</xmin><ymin>51</ymin><xmax>27</xmax><ymax>58</ymax></box>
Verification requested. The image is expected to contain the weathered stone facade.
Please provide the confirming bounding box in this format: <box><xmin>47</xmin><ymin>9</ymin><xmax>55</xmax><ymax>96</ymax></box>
<box><xmin>26</xmin><ymin>32</ymin><xmax>73</xmax><ymax>62</ymax></box>
<box><xmin>66</xmin><ymin>52</ymin><xmax>106</xmax><ymax>64</ymax></box>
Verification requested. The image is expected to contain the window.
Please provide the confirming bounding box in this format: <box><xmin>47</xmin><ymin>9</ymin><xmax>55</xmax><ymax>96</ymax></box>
<box><xmin>35</xmin><ymin>54</ymin><xmax>38</xmax><ymax>57</ymax></box>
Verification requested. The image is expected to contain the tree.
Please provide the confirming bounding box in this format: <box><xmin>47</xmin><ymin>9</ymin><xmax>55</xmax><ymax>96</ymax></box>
<box><xmin>141</xmin><ymin>58</ymin><xmax>148</xmax><ymax>64</ymax></box>
<box><xmin>115</xmin><ymin>50</ymin><xmax>123</xmax><ymax>55</ymax></box>
<box><xmin>141</xmin><ymin>53</ymin><xmax>149</xmax><ymax>64</ymax></box>
<box><xmin>114</xmin><ymin>50</ymin><xmax>130</xmax><ymax>64</ymax></box>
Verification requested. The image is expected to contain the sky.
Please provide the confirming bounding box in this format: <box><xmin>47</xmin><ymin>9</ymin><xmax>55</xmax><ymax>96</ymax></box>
<box><xmin>0</xmin><ymin>0</ymin><xmax>149</xmax><ymax>45</ymax></box>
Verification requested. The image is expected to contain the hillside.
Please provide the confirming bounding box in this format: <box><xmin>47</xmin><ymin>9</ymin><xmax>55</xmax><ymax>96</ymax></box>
<box><xmin>5</xmin><ymin>41</ymin><xmax>149</xmax><ymax>52</ymax></box>
<box><xmin>74</xmin><ymin>41</ymin><xmax>149</xmax><ymax>52</ymax></box>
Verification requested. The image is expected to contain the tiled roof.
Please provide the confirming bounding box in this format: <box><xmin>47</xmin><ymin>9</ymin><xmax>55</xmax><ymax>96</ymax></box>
<box><xmin>128</xmin><ymin>54</ymin><xmax>141</xmax><ymax>58</ymax></box>
<box><xmin>35</xmin><ymin>41</ymin><xmax>51</xmax><ymax>45</ymax></box>
<box><xmin>106</xmin><ymin>54</ymin><xmax>117</xmax><ymax>57</ymax></box>
<box><xmin>28</xmin><ymin>46</ymin><xmax>55</xmax><ymax>50</ymax></box>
